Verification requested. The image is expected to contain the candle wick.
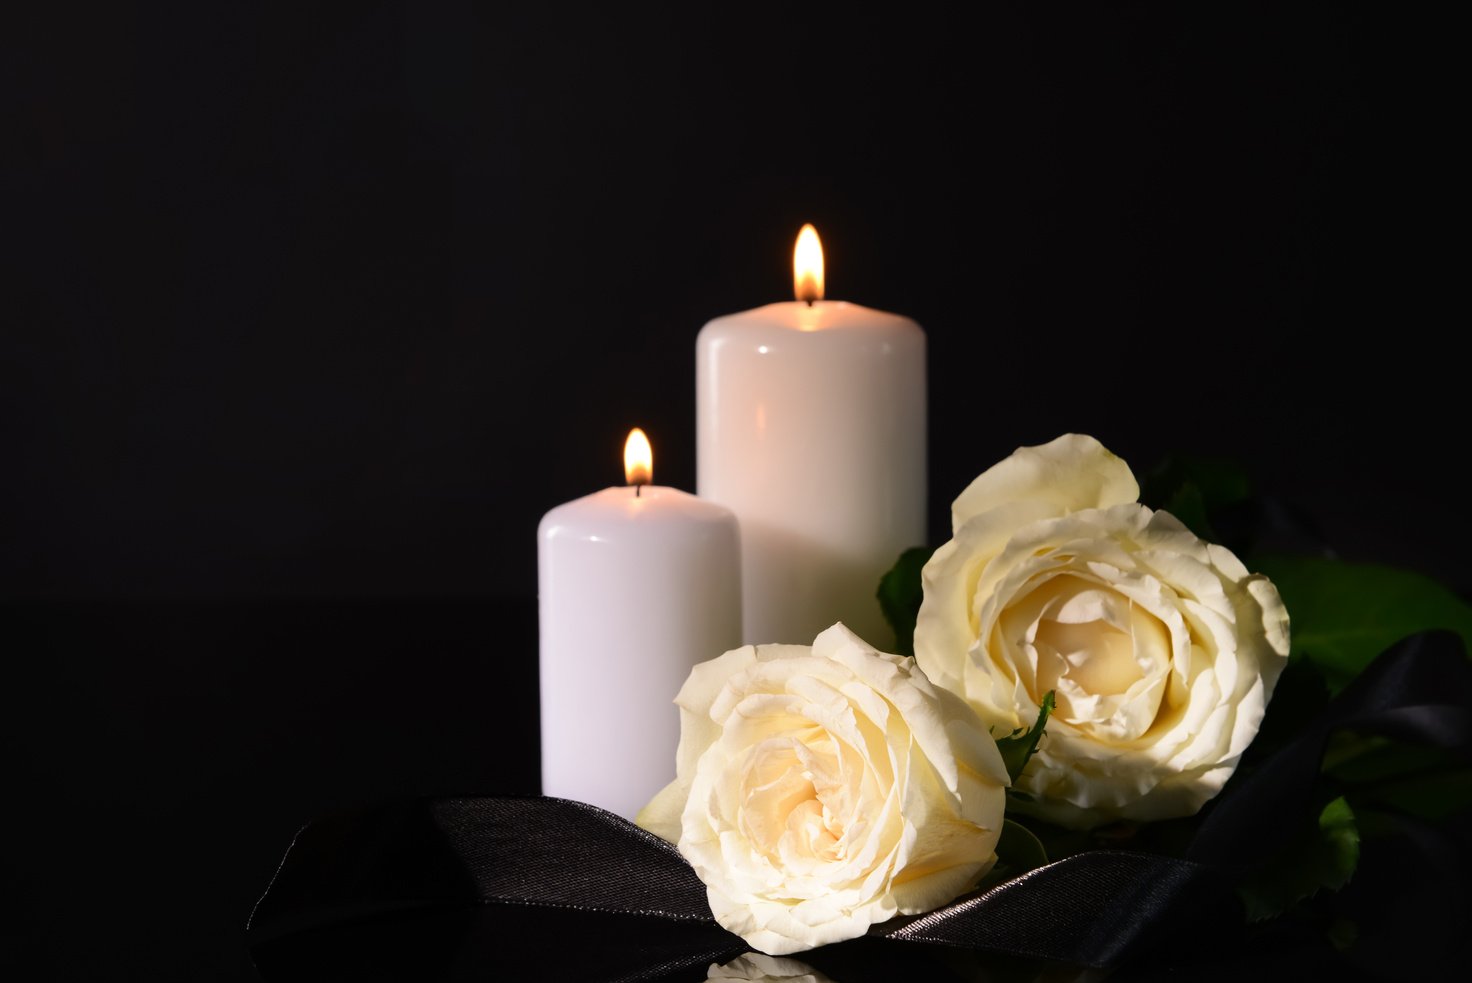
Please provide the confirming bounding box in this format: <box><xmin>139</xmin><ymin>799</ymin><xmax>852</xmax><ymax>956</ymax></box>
<box><xmin>635</xmin><ymin>483</ymin><xmax>642</xmax><ymax>498</ymax></box>
<box><xmin>805</xmin><ymin>298</ymin><xmax>815</xmax><ymax>308</ymax></box>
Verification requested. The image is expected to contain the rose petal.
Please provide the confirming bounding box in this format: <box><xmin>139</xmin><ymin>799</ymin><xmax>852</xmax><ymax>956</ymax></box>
<box><xmin>640</xmin><ymin>624</ymin><xmax>1008</xmax><ymax>953</ymax></box>
<box><xmin>950</xmin><ymin>433</ymin><xmax>1140</xmax><ymax>531</ymax></box>
<box><xmin>912</xmin><ymin>436</ymin><xmax>1290</xmax><ymax>829</ymax></box>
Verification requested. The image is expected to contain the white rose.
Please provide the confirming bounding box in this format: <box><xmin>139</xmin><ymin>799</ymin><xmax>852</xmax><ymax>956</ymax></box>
<box><xmin>637</xmin><ymin>623</ymin><xmax>1008</xmax><ymax>955</ymax></box>
<box><xmin>707</xmin><ymin>952</ymin><xmax>837</xmax><ymax>982</ymax></box>
<box><xmin>914</xmin><ymin>434</ymin><xmax>1290</xmax><ymax>829</ymax></box>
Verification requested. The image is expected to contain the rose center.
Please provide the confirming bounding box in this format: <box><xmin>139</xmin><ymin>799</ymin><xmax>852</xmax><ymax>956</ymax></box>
<box><xmin>1002</xmin><ymin>574</ymin><xmax>1171</xmax><ymax>736</ymax></box>
<box><xmin>1034</xmin><ymin>615</ymin><xmax>1140</xmax><ymax>697</ymax></box>
<box><xmin>738</xmin><ymin>734</ymin><xmax>846</xmax><ymax>867</ymax></box>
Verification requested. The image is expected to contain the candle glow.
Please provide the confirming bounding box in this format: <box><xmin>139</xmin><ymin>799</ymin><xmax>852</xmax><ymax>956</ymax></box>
<box><xmin>793</xmin><ymin>224</ymin><xmax>824</xmax><ymax>304</ymax></box>
<box><xmin>698</xmin><ymin>224</ymin><xmax>926</xmax><ymax>646</ymax></box>
<box><xmin>624</xmin><ymin>427</ymin><xmax>653</xmax><ymax>487</ymax></box>
<box><xmin>539</xmin><ymin>425</ymin><xmax>740</xmax><ymax>818</ymax></box>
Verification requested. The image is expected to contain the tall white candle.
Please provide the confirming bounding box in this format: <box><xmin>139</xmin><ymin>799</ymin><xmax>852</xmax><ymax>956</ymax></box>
<box><xmin>538</xmin><ymin>428</ymin><xmax>741</xmax><ymax>819</ymax></box>
<box><xmin>697</xmin><ymin>225</ymin><xmax>925</xmax><ymax>647</ymax></box>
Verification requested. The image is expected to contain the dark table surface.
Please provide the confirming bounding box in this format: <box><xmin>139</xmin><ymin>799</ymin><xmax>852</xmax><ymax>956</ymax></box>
<box><xmin>2</xmin><ymin>597</ymin><xmax>541</xmax><ymax>981</ymax></box>
<box><xmin>5</xmin><ymin>598</ymin><xmax>1466</xmax><ymax>982</ymax></box>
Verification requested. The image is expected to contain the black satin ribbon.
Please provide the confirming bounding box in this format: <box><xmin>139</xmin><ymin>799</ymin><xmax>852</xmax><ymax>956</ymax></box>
<box><xmin>1190</xmin><ymin>630</ymin><xmax>1472</xmax><ymax>872</ymax></box>
<box><xmin>247</xmin><ymin>631</ymin><xmax>1471</xmax><ymax>982</ymax></box>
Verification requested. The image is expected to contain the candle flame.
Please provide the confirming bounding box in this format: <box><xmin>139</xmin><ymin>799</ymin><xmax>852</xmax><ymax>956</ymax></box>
<box><xmin>624</xmin><ymin>428</ymin><xmax>653</xmax><ymax>487</ymax></box>
<box><xmin>793</xmin><ymin>224</ymin><xmax>824</xmax><ymax>304</ymax></box>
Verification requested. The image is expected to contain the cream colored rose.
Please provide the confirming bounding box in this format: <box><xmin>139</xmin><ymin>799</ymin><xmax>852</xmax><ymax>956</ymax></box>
<box><xmin>637</xmin><ymin>623</ymin><xmax>1008</xmax><ymax>955</ymax></box>
<box><xmin>707</xmin><ymin>953</ymin><xmax>837</xmax><ymax>982</ymax></box>
<box><xmin>914</xmin><ymin>434</ymin><xmax>1290</xmax><ymax>830</ymax></box>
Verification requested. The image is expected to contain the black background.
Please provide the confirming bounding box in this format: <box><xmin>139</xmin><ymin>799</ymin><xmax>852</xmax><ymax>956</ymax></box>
<box><xmin>2</xmin><ymin>3</ymin><xmax>1464</xmax><ymax>979</ymax></box>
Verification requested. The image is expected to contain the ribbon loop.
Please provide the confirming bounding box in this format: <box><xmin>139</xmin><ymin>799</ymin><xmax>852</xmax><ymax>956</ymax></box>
<box><xmin>249</xmin><ymin>631</ymin><xmax>1472</xmax><ymax>981</ymax></box>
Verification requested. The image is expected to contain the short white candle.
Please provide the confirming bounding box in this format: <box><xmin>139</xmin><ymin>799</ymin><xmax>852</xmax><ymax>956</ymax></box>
<box><xmin>697</xmin><ymin>225</ymin><xmax>926</xmax><ymax>647</ymax></box>
<box><xmin>537</xmin><ymin>428</ymin><xmax>741</xmax><ymax>819</ymax></box>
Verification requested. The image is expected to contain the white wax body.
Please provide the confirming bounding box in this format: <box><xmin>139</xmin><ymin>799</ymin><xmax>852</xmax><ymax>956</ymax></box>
<box><xmin>697</xmin><ymin>300</ymin><xmax>926</xmax><ymax>648</ymax></box>
<box><xmin>537</xmin><ymin>485</ymin><xmax>740</xmax><ymax>820</ymax></box>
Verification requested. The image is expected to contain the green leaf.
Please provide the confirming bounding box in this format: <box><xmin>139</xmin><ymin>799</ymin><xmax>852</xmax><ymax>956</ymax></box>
<box><xmin>876</xmin><ymin>546</ymin><xmax>935</xmax><ymax>658</ymax></box>
<box><xmin>1315</xmin><ymin>797</ymin><xmax>1360</xmax><ymax>892</ymax></box>
<box><xmin>1140</xmin><ymin>454</ymin><xmax>1253</xmax><ymax>541</ymax></box>
<box><xmin>974</xmin><ymin>819</ymin><xmax>1051</xmax><ymax>899</ymax></box>
<box><xmin>1358</xmin><ymin>769</ymin><xmax>1472</xmax><ymax>822</ymax></box>
<box><xmin>1327</xmin><ymin>918</ymin><xmax>1359</xmax><ymax>952</ymax></box>
<box><xmin>992</xmin><ymin>819</ymin><xmax>1048</xmax><ymax>876</ymax></box>
<box><xmin>1158</xmin><ymin>481</ymin><xmax>1215</xmax><ymax>542</ymax></box>
<box><xmin>1244</xmin><ymin>657</ymin><xmax>1330</xmax><ymax>763</ymax></box>
<box><xmin>996</xmin><ymin>692</ymin><xmax>1054</xmax><ymax>785</ymax></box>
<box><xmin>1323</xmin><ymin>736</ymin><xmax>1472</xmax><ymax>822</ymax></box>
<box><xmin>1323</xmin><ymin>734</ymin><xmax>1463</xmax><ymax>784</ymax></box>
<box><xmin>1237</xmin><ymin>796</ymin><xmax>1360</xmax><ymax>922</ymax></box>
<box><xmin>1253</xmin><ymin>554</ymin><xmax>1472</xmax><ymax>692</ymax></box>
